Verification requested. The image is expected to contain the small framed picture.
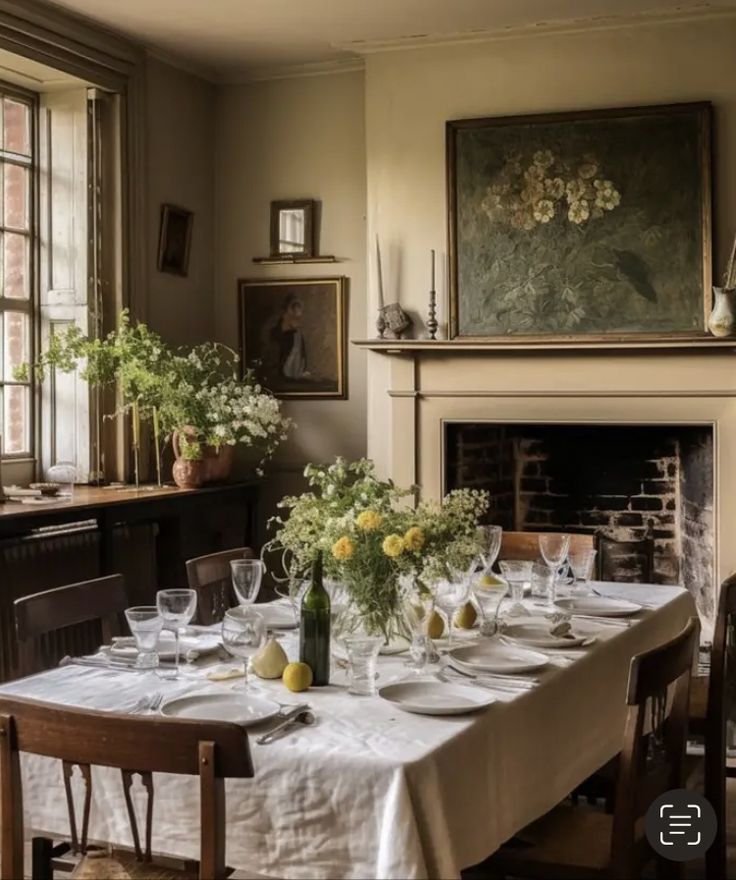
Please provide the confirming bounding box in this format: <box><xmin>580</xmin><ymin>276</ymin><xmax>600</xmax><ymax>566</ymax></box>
<box><xmin>157</xmin><ymin>204</ymin><xmax>193</xmax><ymax>276</ymax></box>
<box><xmin>238</xmin><ymin>276</ymin><xmax>346</xmax><ymax>399</ymax></box>
<box><xmin>270</xmin><ymin>199</ymin><xmax>315</xmax><ymax>257</ymax></box>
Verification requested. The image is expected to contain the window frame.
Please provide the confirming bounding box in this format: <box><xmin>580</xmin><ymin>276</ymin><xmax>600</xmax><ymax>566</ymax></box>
<box><xmin>0</xmin><ymin>81</ymin><xmax>38</xmax><ymax>463</ymax></box>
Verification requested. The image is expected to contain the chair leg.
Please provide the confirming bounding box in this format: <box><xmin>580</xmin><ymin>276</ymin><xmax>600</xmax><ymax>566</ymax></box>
<box><xmin>704</xmin><ymin>732</ymin><xmax>727</xmax><ymax>880</ymax></box>
<box><xmin>31</xmin><ymin>836</ymin><xmax>54</xmax><ymax>880</ymax></box>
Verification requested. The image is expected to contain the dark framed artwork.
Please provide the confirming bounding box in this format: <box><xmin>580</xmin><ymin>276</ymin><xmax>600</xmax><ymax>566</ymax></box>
<box><xmin>270</xmin><ymin>199</ymin><xmax>315</xmax><ymax>257</ymax></box>
<box><xmin>157</xmin><ymin>204</ymin><xmax>193</xmax><ymax>276</ymax></box>
<box><xmin>447</xmin><ymin>102</ymin><xmax>712</xmax><ymax>343</ymax></box>
<box><xmin>238</xmin><ymin>276</ymin><xmax>346</xmax><ymax>399</ymax></box>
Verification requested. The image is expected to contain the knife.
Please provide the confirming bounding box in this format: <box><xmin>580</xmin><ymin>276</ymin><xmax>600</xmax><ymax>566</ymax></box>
<box><xmin>256</xmin><ymin>704</ymin><xmax>310</xmax><ymax>745</ymax></box>
<box><xmin>60</xmin><ymin>655</ymin><xmax>177</xmax><ymax>672</ymax></box>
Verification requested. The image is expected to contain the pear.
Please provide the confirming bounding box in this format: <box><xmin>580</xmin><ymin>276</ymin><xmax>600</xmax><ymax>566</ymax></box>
<box><xmin>252</xmin><ymin>635</ymin><xmax>289</xmax><ymax>679</ymax></box>
<box><xmin>455</xmin><ymin>602</ymin><xmax>478</xmax><ymax>629</ymax></box>
<box><xmin>427</xmin><ymin>610</ymin><xmax>445</xmax><ymax>640</ymax></box>
<box><xmin>479</xmin><ymin>573</ymin><xmax>505</xmax><ymax>587</ymax></box>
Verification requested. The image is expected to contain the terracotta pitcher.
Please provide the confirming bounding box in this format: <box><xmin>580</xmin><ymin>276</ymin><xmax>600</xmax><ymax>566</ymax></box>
<box><xmin>172</xmin><ymin>429</ymin><xmax>204</xmax><ymax>489</ymax></box>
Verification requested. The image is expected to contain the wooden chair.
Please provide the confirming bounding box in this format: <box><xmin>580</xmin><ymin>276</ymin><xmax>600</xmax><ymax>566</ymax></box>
<box><xmin>185</xmin><ymin>547</ymin><xmax>255</xmax><ymax>625</ymax></box>
<box><xmin>499</xmin><ymin>531</ymin><xmax>597</xmax><ymax>564</ymax></box>
<box><xmin>469</xmin><ymin>618</ymin><xmax>697</xmax><ymax>880</ymax></box>
<box><xmin>14</xmin><ymin>574</ymin><xmax>129</xmax><ymax>676</ymax></box>
<box><xmin>688</xmin><ymin>574</ymin><xmax>736</xmax><ymax>880</ymax></box>
<box><xmin>0</xmin><ymin>695</ymin><xmax>254</xmax><ymax>880</ymax></box>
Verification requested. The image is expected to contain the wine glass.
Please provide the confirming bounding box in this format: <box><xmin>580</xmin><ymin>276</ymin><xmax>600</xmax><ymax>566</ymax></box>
<box><xmin>124</xmin><ymin>606</ymin><xmax>164</xmax><ymax>669</ymax></box>
<box><xmin>569</xmin><ymin>549</ymin><xmax>598</xmax><ymax>595</ymax></box>
<box><xmin>221</xmin><ymin>608</ymin><xmax>266</xmax><ymax>690</ymax></box>
<box><xmin>498</xmin><ymin>560</ymin><xmax>533</xmax><ymax>616</ymax></box>
<box><xmin>155</xmin><ymin>588</ymin><xmax>197</xmax><ymax>678</ymax></box>
<box><xmin>539</xmin><ymin>534</ymin><xmax>571</xmax><ymax>590</ymax></box>
<box><xmin>231</xmin><ymin>559</ymin><xmax>264</xmax><ymax>606</ymax></box>
<box><xmin>477</xmin><ymin>524</ymin><xmax>503</xmax><ymax>571</ymax></box>
<box><xmin>433</xmin><ymin>568</ymin><xmax>471</xmax><ymax>653</ymax></box>
<box><xmin>472</xmin><ymin>578</ymin><xmax>507</xmax><ymax>636</ymax></box>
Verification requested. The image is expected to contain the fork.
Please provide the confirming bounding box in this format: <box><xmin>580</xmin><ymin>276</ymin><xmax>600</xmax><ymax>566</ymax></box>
<box><xmin>130</xmin><ymin>693</ymin><xmax>163</xmax><ymax>715</ymax></box>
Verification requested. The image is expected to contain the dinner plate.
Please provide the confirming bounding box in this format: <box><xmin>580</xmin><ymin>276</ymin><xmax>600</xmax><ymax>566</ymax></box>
<box><xmin>111</xmin><ymin>631</ymin><xmax>220</xmax><ymax>660</ymax></box>
<box><xmin>160</xmin><ymin>692</ymin><xmax>282</xmax><ymax>727</ymax></box>
<box><xmin>500</xmin><ymin>620</ymin><xmax>594</xmax><ymax>649</ymax></box>
<box><xmin>450</xmin><ymin>640</ymin><xmax>549</xmax><ymax>674</ymax></box>
<box><xmin>228</xmin><ymin>602</ymin><xmax>298</xmax><ymax>630</ymax></box>
<box><xmin>378</xmin><ymin>681</ymin><xmax>495</xmax><ymax>715</ymax></box>
<box><xmin>554</xmin><ymin>596</ymin><xmax>642</xmax><ymax>617</ymax></box>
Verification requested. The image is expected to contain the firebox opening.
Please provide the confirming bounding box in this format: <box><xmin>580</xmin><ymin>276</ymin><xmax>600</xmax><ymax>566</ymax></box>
<box><xmin>444</xmin><ymin>422</ymin><xmax>714</xmax><ymax>622</ymax></box>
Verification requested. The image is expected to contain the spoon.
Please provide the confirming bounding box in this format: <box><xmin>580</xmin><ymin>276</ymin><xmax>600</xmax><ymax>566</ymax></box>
<box><xmin>256</xmin><ymin>709</ymin><xmax>315</xmax><ymax>745</ymax></box>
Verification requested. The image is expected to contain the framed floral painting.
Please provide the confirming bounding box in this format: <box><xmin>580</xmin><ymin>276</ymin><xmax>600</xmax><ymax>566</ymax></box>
<box><xmin>446</xmin><ymin>103</ymin><xmax>712</xmax><ymax>343</ymax></box>
<box><xmin>238</xmin><ymin>276</ymin><xmax>346</xmax><ymax>399</ymax></box>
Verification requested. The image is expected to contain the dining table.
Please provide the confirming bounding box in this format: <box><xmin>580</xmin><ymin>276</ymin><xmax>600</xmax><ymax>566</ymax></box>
<box><xmin>1</xmin><ymin>581</ymin><xmax>695</xmax><ymax>880</ymax></box>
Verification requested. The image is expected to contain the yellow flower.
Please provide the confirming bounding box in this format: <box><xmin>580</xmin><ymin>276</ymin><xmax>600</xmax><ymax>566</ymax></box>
<box><xmin>382</xmin><ymin>534</ymin><xmax>405</xmax><ymax>558</ymax></box>
<box><xmin>356</xmin><ymin>510</ymin><xmax>383</xmax><ymax>531</ymax></box>
<box><xmin>404</xmin><ymin>526</ymin><xmax>425</xmax><ymax>552</ymax></box>
<box><xmin>332</xmin><ymin>536</ymin><xmax>355</xmax><ymax>561</ymax></box>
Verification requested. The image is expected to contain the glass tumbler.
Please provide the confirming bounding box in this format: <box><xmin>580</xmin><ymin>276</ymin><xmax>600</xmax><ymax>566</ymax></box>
<box><xmin>344</xmin><ymin>635</ymin><xmax>383</xmax><ymax>696</ymax></box>
<box><xmin>124</xmin><ymin>606</ymin><xmax>164</xmax><ymax>669</ymax></box>
<box><xmin>530</xmin><ymin>563</ymin><xmax>556</xmax><ymax>604</ymax></box>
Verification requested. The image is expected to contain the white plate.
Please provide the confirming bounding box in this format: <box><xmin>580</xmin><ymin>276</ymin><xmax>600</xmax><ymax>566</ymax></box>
<box><xmin>450</xmin><ymin>640</ymin><xmax>549</xmax><ymax>674</ymax></box>
<box><xmin>379</xmin><ymin>681</ymin><xmax>495</xmax><ymax>715</ymax></box>
<box><xmin>228</xmin><ymin>602</ymin><xmax>298</xmax><ymax>630</ymax></box>
<box><xmin>500</xmin><ymin>620</ymin><xmax>594</xmax><ymax>649</ymax></box>
<box><xmin>160</xmin><ymin>692</ymin><xmax>282</xmax><ymax>727</ymax></box>
<box><xmin>111</xmin><ymin>631</ymin><xmax>220</xmax><ymax>660</ymax></box>
<box><xmin>555</xmin><ymin>596</ymin><xmax>642</xmax><ymax>618</ymax></box>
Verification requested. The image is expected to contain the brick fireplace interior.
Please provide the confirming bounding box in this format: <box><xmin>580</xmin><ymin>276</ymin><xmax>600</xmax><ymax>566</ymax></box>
<box><xmin>445</xmin><ymin>422</ymin><xmax>714</xmax><ymax>619</ymax></box>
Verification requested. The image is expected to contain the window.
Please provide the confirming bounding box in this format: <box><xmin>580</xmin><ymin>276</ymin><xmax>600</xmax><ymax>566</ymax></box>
<box><xmin>0</xmin><ymin>87</ymin><xmax>34</xmax><ymax>460</ymax></box>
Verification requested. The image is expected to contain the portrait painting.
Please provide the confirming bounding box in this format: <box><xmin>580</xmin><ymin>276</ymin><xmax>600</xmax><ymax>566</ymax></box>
<box><xmin>157</xmin><ymin>204</ymin><xmax>193</xmax><ymax>276</ymax></box>
<box><xmin>447</xmin><ymin>102</ymin><xmax>712</xmax><ymax>342</ymax></box>
<box><xmin>238</xmin><ymin>276</ymin><xmax>346</xmax><ymax>399</ymax></box>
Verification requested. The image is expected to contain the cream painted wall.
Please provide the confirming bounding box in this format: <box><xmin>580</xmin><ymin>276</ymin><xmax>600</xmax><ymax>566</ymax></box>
<box><xmin>213</xmin><ymin>70</ymin><xmax>368</xmax><ymax>487</ymax></box>
<box><xmin>365</xmin><ymin>17</ymin><xmax>736</xmax><ymax>336</ymax></box>
<box><xmin>364</xmin><ymin>16</ymin><xmax>736</xmax><ymax>472</ymax></box>
<box><xmin>145</xmin><ymin>56</ymin><xmax>215</xmax><ymax>345</ymax></box>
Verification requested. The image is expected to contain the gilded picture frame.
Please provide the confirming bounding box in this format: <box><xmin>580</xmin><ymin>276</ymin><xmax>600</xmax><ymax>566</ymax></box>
<box><xmin>447</xmin><ymin>102</ymin><xmax>712</xmax><ymax>343</ymax></box>
<box><xmin>238</xmin><ymin>276</ymin><xmax>347</xmax><ymax>399</ymax></box>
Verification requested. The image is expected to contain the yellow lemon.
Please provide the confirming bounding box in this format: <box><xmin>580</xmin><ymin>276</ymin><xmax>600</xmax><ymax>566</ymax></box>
<box><xmin>283</xmin><ymin>662</ymin><xmax>313</xmax><ymax>692</ymax></box>
<box><xmin>428</xmin><ymin>610</ymin><xmax>445</xmax><ymax>640</ymax></box>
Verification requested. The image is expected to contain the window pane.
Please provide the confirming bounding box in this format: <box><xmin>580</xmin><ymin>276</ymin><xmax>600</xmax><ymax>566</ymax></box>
<box><xmin>3</xmin><ymin>98</ymin><xmax>30</xmax><ymax>156</ymax></box>
<box><xmin>2</xmin><ymin>310</ymin><xmax>27</xmax><ymax>380</ymax></box>
<box><xmin>2</xmin><ymin>232</ymin><xmax>29</xmax><ymax>298</ymax></box>
<box><xmin>2</xmin><ymin>384</ymin><xmax>29</xmax><ymax>454</ymax></box>
<box><xmin>4</xmin><ymin>163</ymin><xmax>28</xmax><ymax>229</ymax></box>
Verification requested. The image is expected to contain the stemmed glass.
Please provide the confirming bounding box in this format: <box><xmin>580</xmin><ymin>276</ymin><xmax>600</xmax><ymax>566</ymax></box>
<box><xmin>221</xmin><ymin>608</ymin><xmax>266</xmax><ymax>690</ymax></box>
<box><xmin>539</xmin><ymin>534</ymin><xmax>571</xmax><ymax>593</ymax></box>
<box><xmin>569</xmin><ymin>549</ymin><xmax>598</xmax><ymax>595</ymax></box>
<box><xmin>477</xmin><ymin>524</ymin><xmax>503</xmax><ymax>571</ymax></box>
<box><xmin>156</xmin><ymin>588</ymin><xmax>197</xmax><ymax>678</ymax></box>
<box><xmin>498</xmin><ymin>560</ymin><xmax>533</xmax><ymax>617</ymax></box>
<box><xmin>433</xmin><ymin>568</ymin><xmax>471</xmax><ymax>653</ymax></box>
<box><xmin>231</xmin><ymin>559</ymin><xmax>264</xmax><ymax>606</ymax></box>
<box><xmin>124</xmin><ymin>606</ymin><xmax>164</xmax><ymax>669</ymax></box>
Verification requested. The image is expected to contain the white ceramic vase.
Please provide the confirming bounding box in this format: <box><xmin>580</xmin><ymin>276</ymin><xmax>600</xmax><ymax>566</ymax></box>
<box><xmin>708</xmin><ymin>287</ymin><xmax>736</xmax><ymax>338</ymax></box>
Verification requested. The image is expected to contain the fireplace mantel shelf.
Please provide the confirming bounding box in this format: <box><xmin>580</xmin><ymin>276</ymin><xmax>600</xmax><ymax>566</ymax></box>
<box><xmin>352</xmin><ymin>337</ymin><xmax>736</xmax><ymax>354</ymax></box>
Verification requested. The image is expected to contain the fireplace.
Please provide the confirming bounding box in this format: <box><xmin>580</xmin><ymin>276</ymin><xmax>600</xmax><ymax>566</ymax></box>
<box><xmin>445</xmin><ymin>422</ymin><xmax>715</xmax><ymax>620</ymax></box>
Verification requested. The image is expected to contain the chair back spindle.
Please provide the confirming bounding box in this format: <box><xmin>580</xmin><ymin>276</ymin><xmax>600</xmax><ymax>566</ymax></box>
<box><xmin>186</xmin><ymin>547</ymin><xmax>255</xmax><ymax>625</ymax></box>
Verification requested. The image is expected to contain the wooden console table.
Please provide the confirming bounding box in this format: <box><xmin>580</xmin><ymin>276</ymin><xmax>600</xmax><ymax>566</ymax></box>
<box><xmin>0</xmin><ymin>482</ymin><xmax>259</xmax><ymax>680</ymax></box>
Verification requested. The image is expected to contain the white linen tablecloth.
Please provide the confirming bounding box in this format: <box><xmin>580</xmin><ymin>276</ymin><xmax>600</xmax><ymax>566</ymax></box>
<box><xmin>1</xmin><ymin>582</ymin><xmax>695</xmax><ymax>880</ymax></box>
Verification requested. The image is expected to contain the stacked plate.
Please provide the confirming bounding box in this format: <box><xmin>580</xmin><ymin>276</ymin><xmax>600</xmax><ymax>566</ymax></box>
<box><xmin>229</xmin><ymin>602</ymin><xmax>298</xmax><ymax>630</ymax></box>
<box><xmin>449</xmin><ymin>640</ymin><xmax>550</xmax><ymax>675</ymax></box>
<box><xmin>160</xmin><ymin>692</ymin><xmax>282</xmax><ymax>727</ymax></box>
<box><xmin>111</xmin><ymin>631</ymin><xmax>220</xmax><ymax>661</ymax></box>
<box><xmin>500</xmin><ymin>618</ymin><xmax>599</xmax><ymax>649</ymax></box>
<box><xmin>378</xmin><ymin>681</ymin><xmax>496</xmax><ymax>716</ymax></box>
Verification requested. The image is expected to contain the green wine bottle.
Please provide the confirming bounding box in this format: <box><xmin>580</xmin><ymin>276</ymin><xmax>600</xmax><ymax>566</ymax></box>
<box><xmin>299</xmin><ymin>550</ymin><xmax>331</xmax><ymax>686</ymax></box>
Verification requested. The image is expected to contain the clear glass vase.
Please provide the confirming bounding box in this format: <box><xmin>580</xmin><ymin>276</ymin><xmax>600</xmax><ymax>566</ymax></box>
<box><xmin>332</xmin><ymin>597</ymin><xmax>411</xmax><ymax>657</ymax></box>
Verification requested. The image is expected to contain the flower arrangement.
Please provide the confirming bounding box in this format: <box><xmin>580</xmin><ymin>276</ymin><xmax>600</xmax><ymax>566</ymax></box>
<box><xmin>16</xmin><ymin>310</ymin><xmax>291</xmax><ymax>482</ymax></box>
<box><xmin>266</xmin><ymin>457</ymin><xmax>489</xmax><ymax>637</ymax></box>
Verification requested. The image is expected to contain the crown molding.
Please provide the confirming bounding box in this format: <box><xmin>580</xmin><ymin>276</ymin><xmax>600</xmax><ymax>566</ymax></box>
<box><xmin>145</xmin><ymin>46</ymin><xmax>221</xmax><ymax>85</ymax></box>
<box><xmin>227</xmin><ymin>55</ymin><xmax>364</xmax><ymax>85</ymax></box>
<box><xmin>335</xmin><ymin>3</ymin><xmax>736</xmax><ymax>56</ymax></box>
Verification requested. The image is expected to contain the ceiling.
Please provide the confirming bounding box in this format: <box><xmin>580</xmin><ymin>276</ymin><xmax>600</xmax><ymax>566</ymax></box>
<box><xmin>47</xmin><ymin>0</ymin><xmax>736</xmax><ymax>82</ymax></box>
